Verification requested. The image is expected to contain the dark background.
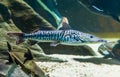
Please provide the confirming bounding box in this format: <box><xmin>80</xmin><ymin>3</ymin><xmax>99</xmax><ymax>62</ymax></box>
<box><xmin>25</xmin><ymin>0</ymin><xmax>120</xmax><ymax>33</ymax></box>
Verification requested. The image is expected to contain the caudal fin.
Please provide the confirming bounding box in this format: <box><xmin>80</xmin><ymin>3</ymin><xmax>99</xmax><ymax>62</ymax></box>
<box><xmin>7</xmin><ymin>32</ymin><xmax>24</xmax><ymax>44</ymax></box>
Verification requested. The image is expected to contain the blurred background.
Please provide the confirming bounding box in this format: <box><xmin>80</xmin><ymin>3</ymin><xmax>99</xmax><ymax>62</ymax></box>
<box><xmin>25</xmin><ymin>0</ymin><xmax>120</xmax><ymax>38</ymax></box>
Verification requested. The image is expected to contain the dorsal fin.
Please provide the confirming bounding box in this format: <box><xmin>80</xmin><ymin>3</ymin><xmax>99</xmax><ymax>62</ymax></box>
<box><xmin>57</xmin><ymin>17</ymin><xmax>71</xmax><ymax>30</ymax></box>
<box><xmin>23</xmin><ymin>49</ymin><xmax>34</xmax><ymax>64</ymax></box>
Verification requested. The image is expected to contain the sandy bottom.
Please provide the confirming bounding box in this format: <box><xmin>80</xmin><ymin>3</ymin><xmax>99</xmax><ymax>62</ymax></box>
<box><xmin>37</xmin><ymin>54</ymin><xmax>120</xmax><ymax>77</ymax></box>
<box><xmin>36</xmin><ymin>38</ymin><xmax>120</xmax><ymax>77</ymax></box>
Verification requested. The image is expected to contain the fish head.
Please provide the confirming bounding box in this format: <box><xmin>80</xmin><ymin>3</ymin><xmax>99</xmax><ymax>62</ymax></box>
<box><xmin>81</xmin><ymin>33</ymin><xmax>107</xmax><ymax>43</ymax></box>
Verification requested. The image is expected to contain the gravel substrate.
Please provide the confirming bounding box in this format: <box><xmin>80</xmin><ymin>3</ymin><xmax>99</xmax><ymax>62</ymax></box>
<box><xmin>37</xmin><ymin>54</ymin><xmax>120</xmax><ymax>77</ymax></box>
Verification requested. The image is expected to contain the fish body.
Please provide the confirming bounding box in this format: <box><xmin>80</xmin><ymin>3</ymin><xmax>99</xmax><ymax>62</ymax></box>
<box><xmin>7</xmin><ymin>17</ymin><xmax>106</xmax><ymax>46</ymax></box>
<box><xmin>8</xmin><ymin>29</ymin><xmax>106</xmax><ymax>46</ymax></box>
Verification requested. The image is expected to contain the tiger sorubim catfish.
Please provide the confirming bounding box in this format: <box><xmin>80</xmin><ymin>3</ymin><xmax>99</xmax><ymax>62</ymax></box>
<box><xmin>7</xmin><ymin>17</ymin><xmax>107</xmax><ymax>46</ymax></box>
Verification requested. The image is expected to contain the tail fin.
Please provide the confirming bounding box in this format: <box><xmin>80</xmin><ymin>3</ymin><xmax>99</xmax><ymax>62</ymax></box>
<box><xmin>7</xmin><ymin>32</ymin><xmax>24</xmax><ymax>44</ymax></box>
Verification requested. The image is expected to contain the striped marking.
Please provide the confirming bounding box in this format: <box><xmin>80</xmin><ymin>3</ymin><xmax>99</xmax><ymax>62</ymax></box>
<box><xmin>23</xmin><ymin>30</ymin><xmax>104</xmax><ymax>44</ymax></box>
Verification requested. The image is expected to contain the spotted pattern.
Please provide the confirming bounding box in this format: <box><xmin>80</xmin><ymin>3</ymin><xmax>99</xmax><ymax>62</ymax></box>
<box><xmin>24</xmin><ymin>30</ymin><xmax>104</xmax><ymax>44</ymax></box>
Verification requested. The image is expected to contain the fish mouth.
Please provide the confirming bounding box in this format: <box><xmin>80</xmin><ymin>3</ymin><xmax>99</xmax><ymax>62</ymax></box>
<box><xmin>97</xmin><ymin>39</ymin><xmax>107</xmax><ymax>42</ymax></box>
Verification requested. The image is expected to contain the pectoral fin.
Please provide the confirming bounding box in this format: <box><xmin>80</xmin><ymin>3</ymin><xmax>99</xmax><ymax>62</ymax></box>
<box><xmin>50</xmin><ymin>41</ymin><xmax>60</xmax><ymax>46</ymax></box>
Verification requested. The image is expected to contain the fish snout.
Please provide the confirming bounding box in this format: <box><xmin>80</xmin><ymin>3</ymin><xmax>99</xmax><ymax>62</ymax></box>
<box><xmin>98</xmin><ymin>39</ymin><xmax>107</xmax><ymax>42</ymax></box>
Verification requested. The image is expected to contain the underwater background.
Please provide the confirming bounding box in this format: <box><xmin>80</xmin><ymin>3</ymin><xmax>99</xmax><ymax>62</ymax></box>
<box><xmin>0</xmin><ymin>0</ymin><xmax>120</xmax><ymax>77</ymax></box>
<box><xmin>24</xmin><ymin>0</ymin><xmax>120</xmax><ymax>38</ymax></box>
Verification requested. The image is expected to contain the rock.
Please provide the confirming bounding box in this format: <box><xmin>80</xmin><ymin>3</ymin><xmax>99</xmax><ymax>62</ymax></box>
<box><xmin>112</xmin><ymin>40</ymin><xmax>120</xmax><ymax>60</ymax></box>
<box><xmin>98</xmin><ymin>40</ymin><xmax>120</xmax><ymax>60</ymax></box>
<box><xmin>6</xmin><ymin>43</ymin><xmax>47</xmax><ymax>77</ymax></box>
<box><xmin>8</xmin><ymin>0</ymin><xmax>55</xmax><ymax>33</ymax></box>
<box><xmin>0</xmin><ymin>0</ymin><xmax>64</xmax><ymax>61</ymax></box>
<box><xmin>0</xmin><ymin>60</ymin><xmax>10</xmax><ymax>77</ymax></box>
<box><xmin>0</xmin><ymin>0</ymin><xmax>65</xmax><ymax>76</ymax></box>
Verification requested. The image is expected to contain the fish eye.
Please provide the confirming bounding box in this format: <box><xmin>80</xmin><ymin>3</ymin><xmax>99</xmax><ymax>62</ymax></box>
<box><xmin>90</xmin><ymin>36</ymin><xmax>94</xmax><ymax>38</ymax></box>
